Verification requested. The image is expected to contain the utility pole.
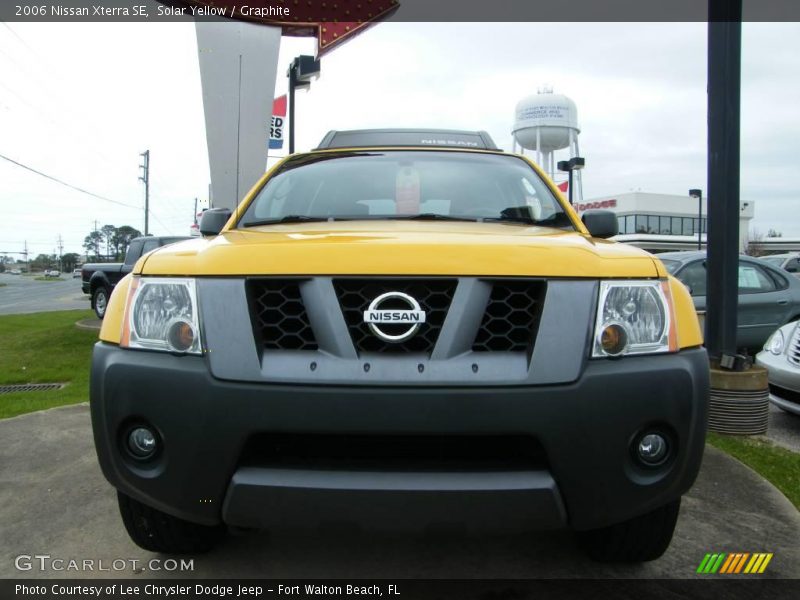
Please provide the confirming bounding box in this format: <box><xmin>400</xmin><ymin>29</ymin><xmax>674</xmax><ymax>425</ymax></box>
<box><xmin>57</xmin><ymin>235</ymin><xmax>64</xmax><ymax>271</ymax></box>
<box><xmin>139</xmin><ymin>150</ymin><xmax>150</xmax><ymax>235</ymax></box>
<box><xmin>194</xmin><ymin>197</ymin><xmax>198</xmax><ymax>224</ymax></box>
<box><xmin>23</xmin><ymin>241</ymin><xmax>28</xmax><ymax>272</ymax></box>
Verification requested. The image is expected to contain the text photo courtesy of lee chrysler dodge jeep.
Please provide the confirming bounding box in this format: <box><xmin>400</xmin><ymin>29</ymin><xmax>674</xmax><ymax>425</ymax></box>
<box><xmin>90</xmin><ymin>129</ymin><xmax>708</xmax><ymax>562</ymax></box>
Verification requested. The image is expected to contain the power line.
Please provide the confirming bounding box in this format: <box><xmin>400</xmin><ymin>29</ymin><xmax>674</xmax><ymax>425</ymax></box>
<box><xmin>0</xmin><ymin>152</ymin><xmax>140</xmax><ymax>210</ymax></box>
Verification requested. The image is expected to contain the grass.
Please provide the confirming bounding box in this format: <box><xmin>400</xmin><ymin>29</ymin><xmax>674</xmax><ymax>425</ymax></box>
<box><xmin>33</xmin><ymin>276</ymin><xmax>60</xmax><ymax>282</ymax></box>
<box><xmin>0</xmin><ymin>310</ymin><xmax>97</xmax><ymax>419</ymax></box>
<box><xmin>707</xmin><ymin>432</ymin><xmax>800</xmax><ymax>510</ymax></box>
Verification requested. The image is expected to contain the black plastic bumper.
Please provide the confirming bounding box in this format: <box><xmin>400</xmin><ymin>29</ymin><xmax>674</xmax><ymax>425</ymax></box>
<box><xmin>90</xmin><ymin>343</ymin><xmax>708</xmax><ymax>531</ymax></box>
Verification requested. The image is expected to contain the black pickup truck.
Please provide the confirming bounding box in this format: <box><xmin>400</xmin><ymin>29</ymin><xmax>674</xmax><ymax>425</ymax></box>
<box><xmin>81</xmin><ymin>236</ymin><xmax>189</xmax><ymax>318</ymax></box>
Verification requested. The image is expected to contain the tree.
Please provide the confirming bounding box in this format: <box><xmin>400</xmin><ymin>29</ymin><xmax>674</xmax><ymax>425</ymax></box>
<box><xmin>31</xmin><ymin>253</ymin><xmax>54</xmax><ymax>271</ymax></box>
<box><xmin>112</xmin><ymin>225</ymin><xmax>143</xmax><ymax>259</ymax></box>
<box><xmin>767</xmin><ymin>229</ymin><xmax>783</xmax><ymax>238</ymax></box>
<box><xmin>83</xmin><ymin>231</ymin><xmax>103</xmax><ymax>260</ymax></box>
<box><xmin>84</xmin><ymin>225</ymin><xmax>143</xmax><ymax>261</ymax></box>
<box><xmin>61</xmin><ymin>253</ymin><xmax>80</xmax><ymax>271</ymax></box>
<box><xmin>100</xmin><ymin>224</ymin><xmax>116</xmax><ymax>259</ymax></box>
<box><xmin>743</xmin><ymin>228</ymin><xmax>764</xmax><ymax>257</ymax></box>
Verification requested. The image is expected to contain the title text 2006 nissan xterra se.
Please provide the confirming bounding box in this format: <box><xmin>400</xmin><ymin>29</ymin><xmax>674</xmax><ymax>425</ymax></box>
<box><xmin>91</xmin><ymin>129</ymin><xmax>708</xmax><ymax>562</ymax></box>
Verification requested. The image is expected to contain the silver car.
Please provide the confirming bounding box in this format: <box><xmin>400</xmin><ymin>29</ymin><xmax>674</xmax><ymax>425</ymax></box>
<box><xmin>762</xmin><ymin>253</ymin><xmax>800</xmax><ymax>278</ymax></box>
<box><xmin>756</xmin><ymin>321</ymin><xmax>800</xmax><ymax>416</ymax></box>
<box><xmin>659</xmin><ymin>251</ymin><xmax>800</xmax><ymax>351</ymax></box>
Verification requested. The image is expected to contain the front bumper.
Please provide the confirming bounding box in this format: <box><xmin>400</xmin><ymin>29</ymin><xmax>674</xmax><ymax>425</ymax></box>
<box><xmin>756</xmin><ymin>351</ymin><xmax>800</xmax><ymax>415</ymax></box>
<box><xmin>90</xmin><ymin>343</ymin><xmax>708</xmax><ymax>531</ymax></box>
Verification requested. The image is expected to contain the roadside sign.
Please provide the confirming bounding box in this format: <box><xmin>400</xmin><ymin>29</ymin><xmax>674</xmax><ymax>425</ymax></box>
<box><xmin>269</xmin><ymin>95</ymin><xmax>287</xmax><ymax>150</ymax></box>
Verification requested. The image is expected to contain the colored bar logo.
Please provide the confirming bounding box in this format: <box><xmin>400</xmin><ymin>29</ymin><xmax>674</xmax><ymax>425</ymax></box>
<box><xmin>696</xmin><ymin>552</ymin><xmax>773</xmax><ymax>574</ymax></box>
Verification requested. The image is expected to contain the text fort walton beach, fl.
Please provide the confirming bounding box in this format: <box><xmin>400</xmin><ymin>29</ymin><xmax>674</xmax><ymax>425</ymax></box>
<box><xmin>16</xmin><ymin>584</ymin><xmax>399</xmax><ymax>597</ymax></box>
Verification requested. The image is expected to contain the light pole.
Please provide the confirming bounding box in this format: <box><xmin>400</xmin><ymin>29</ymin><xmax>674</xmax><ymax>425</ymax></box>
<box><xmin>557</xmin><ymin>157</ymin><xmax>585</xmax><ymax>205</ymax></box>
<box><xmin>287</xmin><ymin>55</ymin><xmax>321</xmax><ymax>154</ymax></box>
<box><xmin>690</xmin><ymin>189</ymin><xmax>703</xmax><ymax>250</ymax></box>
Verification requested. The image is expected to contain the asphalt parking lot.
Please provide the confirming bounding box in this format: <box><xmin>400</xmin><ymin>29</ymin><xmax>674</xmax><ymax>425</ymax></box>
<box><xmin>1</xmin><ymin>404</ymin><xmax>798</xmax><ymax>580</ymax></box>
<box><xmin>0</xmin><ymin>273</ymin><xmax>88</xmax><ymax>315</ymax></box>
<box><xmin>766</xmin><ymin>403</ymin><xmax>800</xmax><ymax>453</ymax></box>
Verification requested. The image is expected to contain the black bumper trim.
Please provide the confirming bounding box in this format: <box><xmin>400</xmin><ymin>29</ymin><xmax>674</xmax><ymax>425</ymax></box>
<box><xmin>90</xmin><ymin>343</ymin><xmax>708</xmax><ymax>530</ymax></box>
<box><xmin>222</xmin><ymin>468</ymin><xmax>566</xmax><ymax>531</ymax></box>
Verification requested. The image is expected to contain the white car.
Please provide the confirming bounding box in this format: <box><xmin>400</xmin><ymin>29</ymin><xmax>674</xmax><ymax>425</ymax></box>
<box><xmin>44</xmin><ymin>269</ymin><xmax>61</xmax><ymax>278</ymax></box>
<box><xmin>756</xmin><ymin>321</ymin><xmax>800</xmax><ymax>415</ymax></box>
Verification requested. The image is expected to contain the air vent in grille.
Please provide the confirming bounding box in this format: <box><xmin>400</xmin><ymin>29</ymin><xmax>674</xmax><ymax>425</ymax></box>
<box><xmin>334</xmin><ymin>279</ymin><xmax>457</xmax><ymax>354</ymax></box>
<box><xmin>248</xmin><ymin>280</ymin><xmax>318</xmax><ymax>351</ymax></box>
<box><xmin>472</xmin><ymin>280</ymin><xmax>545</xmax><ymax>352</ymax></box>
<box><xmin>789</xmin><ymin>325</ymin><xmax>800</xmax><ymax>367</ymax></box>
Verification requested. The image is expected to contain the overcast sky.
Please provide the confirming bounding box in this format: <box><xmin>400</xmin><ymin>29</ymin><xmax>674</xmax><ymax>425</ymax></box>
<box><xmin>1</xmin><ymin>20</ymin><xmax>799</xmax><ymax>259</ymax></box>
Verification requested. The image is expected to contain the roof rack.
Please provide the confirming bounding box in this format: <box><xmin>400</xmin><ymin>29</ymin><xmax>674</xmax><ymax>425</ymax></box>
<box><xmin>314</xmin><ymin>128</ymin><xmax>500</xmax><ymax>151</ymax></box>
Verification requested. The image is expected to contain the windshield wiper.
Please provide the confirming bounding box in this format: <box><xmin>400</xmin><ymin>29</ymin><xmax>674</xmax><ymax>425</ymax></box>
<box><xmin>242</xmin><ymin>215</ymin><xmax>336</xmax><ymax>227</ymax></box>
<box><xmin>386</xmin><ymin>213</ymin><xmax>477</xmax><ymax>222</ymax></box>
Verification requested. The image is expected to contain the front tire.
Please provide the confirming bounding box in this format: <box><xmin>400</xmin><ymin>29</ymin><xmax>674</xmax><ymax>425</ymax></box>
<box><xmin>117</xmin><ymin>491</ymin><xmax>226</xmax><ymax>554</ymax></box>
<box><xmin>579</xmin><ymin>498</ymin><xmax>681</xmax><ymax>562</ymax></box>
<box><xmin>92</xmin><ymin>286</ymin><xmax>109</xmax><ymax>319</ymax></box>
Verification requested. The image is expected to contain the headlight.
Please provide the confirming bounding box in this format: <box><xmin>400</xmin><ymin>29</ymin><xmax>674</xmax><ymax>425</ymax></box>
<box><xmin>765</xmin><ymin>329</ymin><xmax>784</xmax><ymax>355</ymax></box>
<box><xmin>592</xmin><ymin>280</ymin><xmax>677</xmax><ymax>358</ymax></box>
<box><xmin>121</xmin><ymin>277</ymin><xmax>202</xmax><ymax>354</ymax></box>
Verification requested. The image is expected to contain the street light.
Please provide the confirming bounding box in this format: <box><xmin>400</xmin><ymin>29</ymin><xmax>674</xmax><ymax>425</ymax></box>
<box><xmin>556</xmin><ymin>157</ymin><xmax>585</xmax><ymax>205</ymax></box>
<box><xmin>287</xmin><ymin>55</ymin><xmax>321</xmax><ymax>154</ymax></box>
<box><xmin>689</xmin><ymin>188</ymin><xmax>703</xmax><ymax>250</ymax></box>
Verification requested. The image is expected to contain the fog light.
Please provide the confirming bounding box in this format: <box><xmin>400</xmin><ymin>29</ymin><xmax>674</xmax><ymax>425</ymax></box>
<box><xmin>166</xmin><ymin>319</ymin><xmax>196</xmax><ymax>353</ymax></box>
<box><xmin>600</xmin><ymin>323</ymin><xmax>628</xmax><ymax>356</ymax></box>
<box><xmin>128</xmin><ymin>427</ymin><xmax>158</xmax><ymax>459</ymax></box>
<box><xmin>637</xmin><ymin>433</ymin><xmax>668</xmax><ymax>465</ymax></box>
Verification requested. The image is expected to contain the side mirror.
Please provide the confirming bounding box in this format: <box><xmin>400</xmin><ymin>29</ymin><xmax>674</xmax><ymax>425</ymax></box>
<box><xmin>582</xmin><ymin>209</ymin><xmax>618</xmax><ymax>239</ymax></box>
<box><xmin>199</xmin><ymin>208</ymin><xmax>232</xmax><ymax>236</ymax></box>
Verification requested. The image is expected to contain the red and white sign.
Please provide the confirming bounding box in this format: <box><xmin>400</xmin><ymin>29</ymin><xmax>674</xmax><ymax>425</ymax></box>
<box><xmin>574</xmin><ymin>199</ymin><xmax>617</xmax><ymax>213</ymax></box>
<box><xmin>269</xmin><ymin>95</ymin><xmax>287</xmax><ymax>150</ymax></box>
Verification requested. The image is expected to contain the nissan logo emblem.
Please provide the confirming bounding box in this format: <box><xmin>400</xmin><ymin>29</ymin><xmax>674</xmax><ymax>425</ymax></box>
<box><xmin>362</xmin><ymin>291</ymin><xmax>427</xmax><ymax>343</ymax></box>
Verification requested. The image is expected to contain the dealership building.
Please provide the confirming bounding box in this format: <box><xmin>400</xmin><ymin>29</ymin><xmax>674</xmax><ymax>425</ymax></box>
<box><xmin>572</xmin><ymin>192</ymin><xmax>755</xmax><ymax>253</ymax></box>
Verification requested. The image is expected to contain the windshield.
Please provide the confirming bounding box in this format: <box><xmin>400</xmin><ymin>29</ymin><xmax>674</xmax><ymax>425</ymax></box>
<box><xmin>238</xmin><ymin>151</ymin><xmax>574</xmax><ymax>229</ymax></box>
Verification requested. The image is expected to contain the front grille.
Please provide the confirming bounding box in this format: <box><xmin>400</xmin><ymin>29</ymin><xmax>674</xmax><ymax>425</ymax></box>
<box><xmin>239</xmin><ymin>433</ymin><xmax>548</xmax><ymax>472</ymax></box>
<box><xmin>248</xmin><ymin>279</ymin><xmax>318</xmax><ymax>351</ymax></box>
<box><xmin>788</xmin><ymin>325</ymin><xmax>800</xmax><ymax>367</ymax></box>
<box><xmin>472</xmin><ymin>280</ymin><xmax>546</xmax><ymax>352</ymax></box>
<box><xmin>334</xmin><ymin>279</ymin><xmax>456</xmax><ymax>354</ymax></box>
<box><xmin>770</xmin><ymin>384</ymin><xmax>800</xmax><ymax>406</ymax></box>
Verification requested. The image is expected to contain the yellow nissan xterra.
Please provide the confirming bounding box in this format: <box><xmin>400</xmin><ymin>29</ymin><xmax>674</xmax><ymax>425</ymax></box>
<box><xmin>90</xmin><ymin>129</ymin><xmax>707</xmax><ymax>561</ymax></box>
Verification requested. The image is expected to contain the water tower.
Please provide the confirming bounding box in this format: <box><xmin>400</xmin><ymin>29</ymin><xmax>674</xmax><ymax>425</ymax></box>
<box><xmin>512</xmin><ymin>88</ymin><xmax>582</xmax><ymax>199</ymax></box>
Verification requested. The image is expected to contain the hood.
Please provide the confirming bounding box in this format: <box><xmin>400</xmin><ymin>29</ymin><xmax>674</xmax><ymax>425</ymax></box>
<box><xmin>138</xmin><ymin>221</ymin><xmax>663</xmax><ymax>278</ymax></box>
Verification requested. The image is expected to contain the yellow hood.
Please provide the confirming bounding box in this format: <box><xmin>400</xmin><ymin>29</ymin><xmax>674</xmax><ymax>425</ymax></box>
<box><xmin>138</xmin><ymin>221</ymin><xmax>664</xmax><ymax>278</ymax></box>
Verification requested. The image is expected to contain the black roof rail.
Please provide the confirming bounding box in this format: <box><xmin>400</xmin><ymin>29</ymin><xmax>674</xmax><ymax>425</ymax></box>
<box><xmin>314</xmin><ymin>128</ymin><xmax>500</xmax><ymax>151</ymax></box>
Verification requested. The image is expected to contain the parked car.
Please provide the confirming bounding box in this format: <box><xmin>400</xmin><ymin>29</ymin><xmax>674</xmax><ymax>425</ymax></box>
<box><xmin>658</xmin><ymin>251</ymin><xmax>800</xmax><ymax>352</ymax></box>
<box><xmin>91</xmin><ymin>128</ymin><xmax>708</xmax><ymax>562</ymax></box>
<box><xmin>756</xmin><ymin>321</ymin><xmax>800</xmax><ymax>416</ymax></box>
<box><xmin>761</xmin><ymin>253</ymin><xmax>800</xmax><ymax>277</ymax></box>
<box><xmin>9</xmin><ymin>269</ymin><xmax>21</xmax><ymax>275</ymax></box>
<box><xmin>72</xmin><ymin>268</ymin><xmax>82</xmax><ymax>278</ymax></box>
<box><xmin>44</xmin><ymin>269</ymin><xmax>61</xmax><ymax>278</ymax></box>
<box><xmin>81</xmin><ymin>236</ymin><xmax>189</xmax><ymax>319</ymax></box>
